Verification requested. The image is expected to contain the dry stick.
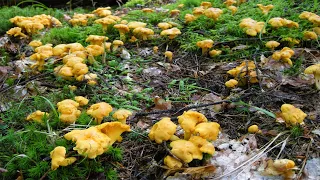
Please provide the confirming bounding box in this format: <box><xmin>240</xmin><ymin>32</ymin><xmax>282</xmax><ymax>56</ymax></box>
<box><xmin>252</xmin><ymin>49</ymin><xmax>265</xmax><ymax>92</ymax></box>
<box><xmin>0</xmin><ymin>71</ymin><xmax>51</xmax><ymax>94</ymax></box>
<box><xmin>296</xmin><ymin>138</ymin><xmax>313</xmax><ymax>180</ymax></box>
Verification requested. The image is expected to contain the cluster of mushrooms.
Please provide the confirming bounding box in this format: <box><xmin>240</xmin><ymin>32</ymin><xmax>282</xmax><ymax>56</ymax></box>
<box><xmin>6</xmin><ymin>14</ymin><xmax>62</xmax><ymax>38</ymax></box>
<box><xmin>26</xmin><ymin>97</ymin><xmax>133</xmax><ymax>170</ymax></box>
<box><xmin>148</xmin><ymin>110</ymin><xmax>220</xmax><ymax>169</ymax></box>
<box><xmin>225</xmin><ymin>60</ymin><xmax>258</xmax><ymax>88</ymax></box>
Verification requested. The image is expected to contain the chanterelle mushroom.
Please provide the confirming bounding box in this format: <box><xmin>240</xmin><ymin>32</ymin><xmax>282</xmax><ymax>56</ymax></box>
<box><xmin>50</xmin><ymin>146</ymin><xmax>76</xmax><ymax>170</ymax></box>
<box><xmin>304</xmin><ymin>64</ymin><xmax>320</xmax><ymax>90</ymax></box>
<box><xmin>148</xmin><ymin>117</ymin><xmax>179</xmax><ymax>144</ymax></box>
<box><xmin>112</xmin><ymin>109</ymin><xmax>132</xmax><ymax>124</ymax></box>
<box><xmin>196</xmin><ymin>39</ymin><xmax>214</xmax><ymax>56</ymax></box>
<box><xmin>87</xmin><ymin>102</ymin><xmax>113</xmax><ymax>124</ymax></box>
<box><xmin>178</xmin><ymin>110</ymin><xmax>208</xmax><ymax>140</ymax></box>
<box><xmin>279</xmin><ymin>104</ymin><xmax>307</xmax><ymax>126</ymax></box>
<box><xmin>170</xmin><ymin>140</ymin><xmax>203</xmax><ymax>163</ymax></box>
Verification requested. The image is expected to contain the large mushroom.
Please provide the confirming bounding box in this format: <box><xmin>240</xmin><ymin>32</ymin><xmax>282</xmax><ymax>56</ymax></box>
<box><xmin>178</xmin><ymin>110</ymin><xmax>208</xmax><ymax>139</ymax></box>
<box><xmin>148</xmin><ymin>117</ymin><xmax>179</xmax><ymax>144</ymax></box>
<box><xmin>114</xmin><ymin>24</ymin><xmax>130</xmax><ymax>41</ymax></box>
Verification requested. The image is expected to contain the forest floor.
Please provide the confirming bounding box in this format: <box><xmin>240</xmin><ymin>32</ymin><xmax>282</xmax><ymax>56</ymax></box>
<box><xmin>0</xmin><ymin>0</ymin><xmax>319</xmax><ymax>179</ymax></box>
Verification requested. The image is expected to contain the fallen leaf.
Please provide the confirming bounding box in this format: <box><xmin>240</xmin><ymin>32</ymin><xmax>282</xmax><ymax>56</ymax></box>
<box><xmin>153</xmin><ymin>96</ymin><xmax>172</xmax><ymax>110</ymax></box>
<box><xmin>311</xmin><ymin>129</ymin><xmax>320</xmax><ymax>136</ymax></box>
<box><xmin>143</xmin><ymin>67</ymin><xmax>162</xmax><ymax>77</ymax></box>
<box><xmin>165</xmin><ymin>165</ymin><xmax>216</xmax><ymax>179</ymax></box>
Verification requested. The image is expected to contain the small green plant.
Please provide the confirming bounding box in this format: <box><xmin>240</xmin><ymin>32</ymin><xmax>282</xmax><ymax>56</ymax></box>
<box><xmin>290</xmin><ymin>125</ymin><xmax>303</xmax><ymax>137</ymax></box>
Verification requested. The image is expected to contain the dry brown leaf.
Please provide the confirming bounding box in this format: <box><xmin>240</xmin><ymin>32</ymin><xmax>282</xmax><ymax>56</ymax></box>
<box><xmin>153</xmin><ymin>96</ymin><xmax>172</xmax><ymax>110</ymax></box>
<box><xmin>164</xmin><ymin>165</ymin><xmax>216</xmax><ymax>179</ymax></box>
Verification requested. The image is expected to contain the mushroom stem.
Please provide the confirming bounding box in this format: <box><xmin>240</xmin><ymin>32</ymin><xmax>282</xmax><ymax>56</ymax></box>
<box><xmin>170</xmin><ymin>135</ymin><xmax>180</xmax><ymax>141</ymax></box>
<box><xmin>184</xmin><ymin>132</ymin><xmax>191</xmax><ymax>140</ymax></box>
<box><xmin>202</xmin><ymin>48</ymin><xmax>209</xmax><ymax>55</ymax></box>
<box><xmin>119</xmin><ymin>32</ymin><xmax>126</xmax><ymax>41</ymax></box>
<box><xmin>88</xmin><ymin>55</ymin><xmax>95</xmax><ymax>64</ymax></box>
<box><xmin>113</xmin><ymin>45</ymin><xmax>119</xmax><ymax>52</ymax></box>
<box><xmin>315</xmin><ymin>74</ymin><xmax>320</xmax><ymax>90</ymax></box>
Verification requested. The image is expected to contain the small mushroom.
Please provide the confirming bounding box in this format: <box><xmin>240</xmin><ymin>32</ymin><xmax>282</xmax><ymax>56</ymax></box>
<box><xmin>257</xmin><ymin>4</ymin><xmax>274</xmax><ymax>15</ymax></box>
<box><xmin>86</xmin><ymin>35</ymin><xmax>108</xmax><ymax>46</ymax></box>
<box><xmin>94</xmin><ymin>17</ymin><xmax>116</xmax><ymax>31</ymax></box>
<box><xmin>170</xmin><ymin>9</ymin><xmax>180</xmax><ymax>17</ymax></box>
<box><xmin>196</xmin><ymin>39</ymin><xmax>214</xmax><ymax>56</ymax></box>
<box><xmin>148</xmin><ymin>117</ymin><xmax>179</xmax><ymax>144</ymax></box>
<box><xmin>304</xmin><ymin>64</ymin><xmax>320</xmax><ymax>90</ymax></box>
<box><xmin>194</xmin><ymin>122</ymin><xmax>220</xmax><ymax>141</ymax></box>
<box><xmin>201</xmin><ymin>2</ymin><xmax>212</xmax><ymax>8</ymax></box>
<box><xmin>157</xmin><ymin>22</ymin><xmax>172</xmax><ymax>30</ymax></box>
<box><xmin>153</xmin><ymin>46</ymin><xmax>159</xmax><ymax>54</ymax></box>
<box><xmin>92</xmin><ymin>7</ymin><xmax>112</xmax><ymax>17</ymax></box>
<box><xmin>87</xmin><ymin>102</ymin><xmax>113</xmax><ymax>124</ymax></box>
<box><xmin>132</xmin><ymin>27</ymin><xmax>154</xmax><ymax>40</ymax></box>
<box><xmin>279</xmin><ymin>104</ymin><xmax>307</xmax><ymax>126</ymax></box>
<box><xmin>178</xmin><ymin>110</ymin><xmax>208</xmax><ymax>140</ymax></box>
<box><xmin>225</xmin><ymin>79</ymin><xmax>238</xmax><ymax>88</ymax></box>
<box><xmin>248</xmin><ymin>125</ymin><xmax>261</xmax><ymax>134</ymax></box>
<box><xmin>26</xmin><ymin>110</ymin><xmax>49</xmax><ymax>123</ymax></box>
<box><xmin>127</xmin><ymin>21</ymin><xmax>147</xmax><ymax>29</ymax></box>
<box><xmin>112</xmin><ymin>109</ymin><xmax>132</xmax><ymax>124</ymax></box>
<box><xmin>50</xmin><ymin>146</ymin><xmax>76</xmax><ymax>170</ymax></box>
<box><xmin>185</xmin><ymin>14</ymin><xmax>196</xmax><ymax>24</ymax></box>
<box><xmin>74</xmin><ymin>96</ymin><xmax>89</xmax><ymax>106</ymax></box>
<box><xmin>265</xmin><ymin>41</ymin><xmax>280</xmax><ymax>50</ymax></box>
<box><xmin>29</xmin><ymin>40</ymin><xmax>42</xmax><ymax>49</ymax></box>
<box><xmin>170</xmin><ymin>140</ymin><xmax>203</xmax><ymax>163</ymax></box>
<box><xmin>164</xmin><ymin>156</ymin><xmax>182</xmax><ymax>169</ymax></box>
<box><xmin>112</xmin><ymin>40</ymin><xmax>124</xmax><ymax>52</ymax></box>
<box><xmin>114</xmin><ymin>24</ymin><xmax>130</xmax><ymax>41</ymax></box>
<box><xmin>164</xmin><ymin>51</ymin><xmax>173</xmax><ymax>62</ymax></box>
<box><xmin>204</xmin><ymin>8</ymin><xmax>223</xmax><ymax>21</ymax></box>
<box><xmin>189</xmin><ymin>136</ymin><xmax>215</xmax><ymax>155</ymax></box>
<box><xmin>142</xmin><ymin>8</ymin><xmax>154</xmax><ymax>13</ymax></box>
<box><xmin>303</xmin><ymin>31</ymin><xmax>318</xmax><ymax>40</ymax></box>
<box><xmin>209</xmin><ymin>49</ymin><xmax>222</xmax><ymax>57</ymax></box>
<box><xmin>160</xmin><ymin>28</ymin><xmax>181</xmax><ymax>39</ymax></box>
<box><xmin>224</xmin><ymin>0</ymin><xmax>236</xmax><ymax>6</ymax></box>
<box><xmin>228</xmin><ymin>6</ymin><xmax>238</xmax><ymax>15</ymax></box>
<box><xmin>6</xmin><ymin>27</ymin><xmax>27</xmax><ymax>38</ymax></box>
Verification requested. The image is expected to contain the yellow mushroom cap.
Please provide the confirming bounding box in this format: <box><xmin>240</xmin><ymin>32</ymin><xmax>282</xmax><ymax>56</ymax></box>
<box><xmin>66</xmin><ymin>43</ymin><xmax>85</xmax><ymax>52</ymax></box>
<box><xmin>164</xmin><ymin>51</ymin><xmax>173</xmax><ymax>61</ymax></box>
<box><xmin>92</xmin><ymin>7</ymin><xmax>112</xmax><ymax>17</ymax></box>
<box><xmin>142</xmin><ymin>8</ymin><xmax>154</xmax><ymax>13</ymax></box>
<box><xmin>164</xmin><ymin>156</ymin><xmax>182</xmax><ymax>169</ymax></box>
<box><xmin>228</xmin><ymin>6</ymin><xmax>238</xmax><ymax>15</ymax></box>
<box><xmin>209</xmin><ymin>49</ymin><xmax>222</xmax><ymax>57</ymax></box>
<box><xmin>189</xmin><ymin>136</ymin><xmax>215</xmax><ymax>155</ymax></box>
<box><xmin>248</xmin><ymin>125</ymin><xmax>260</xmax><ymax>133</ymax></box>
<box><xmin>280</xmin><ymin>104</ymin><xmax>307</xmax><ymax>125</ymax></box>
<box><xmin>72</xmin><ymin>63</ymin><xmax>89</xmax><ymax>76</ymax></box>
<box><xmin>112</xmin><ymin>109</ymin><xmax>132</xmax><ymax>124</ymax></box>
<box><xmin>303</xmin><ymin>31</ymin><xmax>318</xmax><ymax>40</ymax></box>
<box><xmin>86</xmin><ymin>45</ymin><xmax>104</xmax><ymax>56</ymax></box>
<box><xmin>185</xmin><ymin>14</ymin><xmax>196</xmax><ymax>23</ymax></box>
<box><xmin>29</xmin><ymin>40</ymin><xmax>42</xmax><ymax>48</ymax></box>
<box><xmin>157</xmin><ymin>22</ymin><xmax>172</xmax><ymax>30</ymax></box>
<box><xmin>65</xmin><ymin>126</ymin><xmax>111</xmax><ymax>159</ymax></box>
<box><xmin>265</xmin><ymin>41</ymin><xmax>280</xmax><ymax>49</ymax></box>
<box><xmin>257</xmin><ymin>4</ymin><xmax>274</xmax><ymax>14</ymax></box>
<box><xmin>114</xmin><ymin>24</ymin><xmax>130</xmax><ymax>33</ymax></box>
<box><xmin>204</xmin><ymin>8</ymin><xmax>223</xmax><ymax>20</ymax></box>
<box><xmin>225</xmin><ymin>79</ymin><xmax>238</xmax><ymax>88</ymax></box>
<box><xmin>178</xmin><ymin>111</ymin><xmax>208</xmax><ymax>135</ymax></box>
<box><xmin>50</xmin><ymin>146</ymin><xmax>76</xmax><ymax>170</ymax></box>
<box><xmin>57</xmin><ymin>101</ymin><xmax>81</xmax><ymax>124</ymax></box>
<box><xmin>74</xmin><ymin>96</ymin><xmax>89</xmax><ymax>106</ymax></box>
<box><xmin>201</xmin><ymin>1</ymin><xmax>212</xmax><ymax>8</ymax></box>
<box><xmin>53</xmin><ymin>44</ymin><xmax>68</xmax><ymax>56</ymax></box>
<box><xmin>304</xmin><ymin>64</ymin><xmax>320</xmax><ymax>89</ymax></box>
<box><xmin>87</xmin><ymin>102</ymin><xmax>113</xmax><ymax>124</ymax></box>
<box><xmin>6</xmin><ymin>27</ymin><xmax>27</xmax><ymax>38</ymax></box>
<box><xmin>96</xmin><ymin>122</ymin><xmax>131</xmax><ymax>145</ymax></box>
<box><xmin>194</xmin><ymin>122</ymin><xmax>220</xmax><ymax>141</ymax></box>
<box><xmin>148</xmin><ymin>117</ymin><xmax>177</xmax><ymax>144</ymax></box>
<box><xmin>26</xmin><ymin>110</ymin><xmax>49</xmax><ymax>123</ymax></box>
<box><xmin>94</xmin><ymin>17</ymin><xmax>116</xmax><ymax>27</ymax></box>
<box><xmin>224</xmin><ymin>0</ymin><xmax>236</xmax><ymax>6</ymax></box>
<box><xmin>86</xmin><ymin>35</ymin><xmax>108</xmax><ymax>45</ymax></box>
<box><xmin>299</xmin><ymin>11</ymin><xmax>313</xmax><ymax>19</ymax></box>
<box><xmin>132</xmin><ymin>27</ymin><xmax>154</xmax><ymax>40</ymax></box>
<box><xmin>273</xmin><ymin>159</ymin><xmax>295</xmax><ymax>171</ymax></box>
<box><xmin>170</xmin><ymin>140</ymin><xmax>203</xmax><ymax>163</ymax></box>
<box><xmin>127</xmin><ymin>21</ymin><xmax>147</xmax><ymax>29</ymax></box>
<box><xmin>113</xmin><ymin>40</ymin><xmax>124</xmax><ymax>46</ymax></box>
<box><xmin>193</xmin><ymin>6</ymin><xmax>205</xmax><ymax>17</ymax></box>
<box><xmin>170</xmin><ymin>9</ymin><xmax>180</xmax><ymax>16</ymax></box>
<box><xmin>160</xmin><ymin>28</ymin><xmax>181</xmax><ymax>39</ymax></box>
<box><xmin>196</xmin><ymin>39</ymin><xmax>214</xmax><ymax>49</ymax></box>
